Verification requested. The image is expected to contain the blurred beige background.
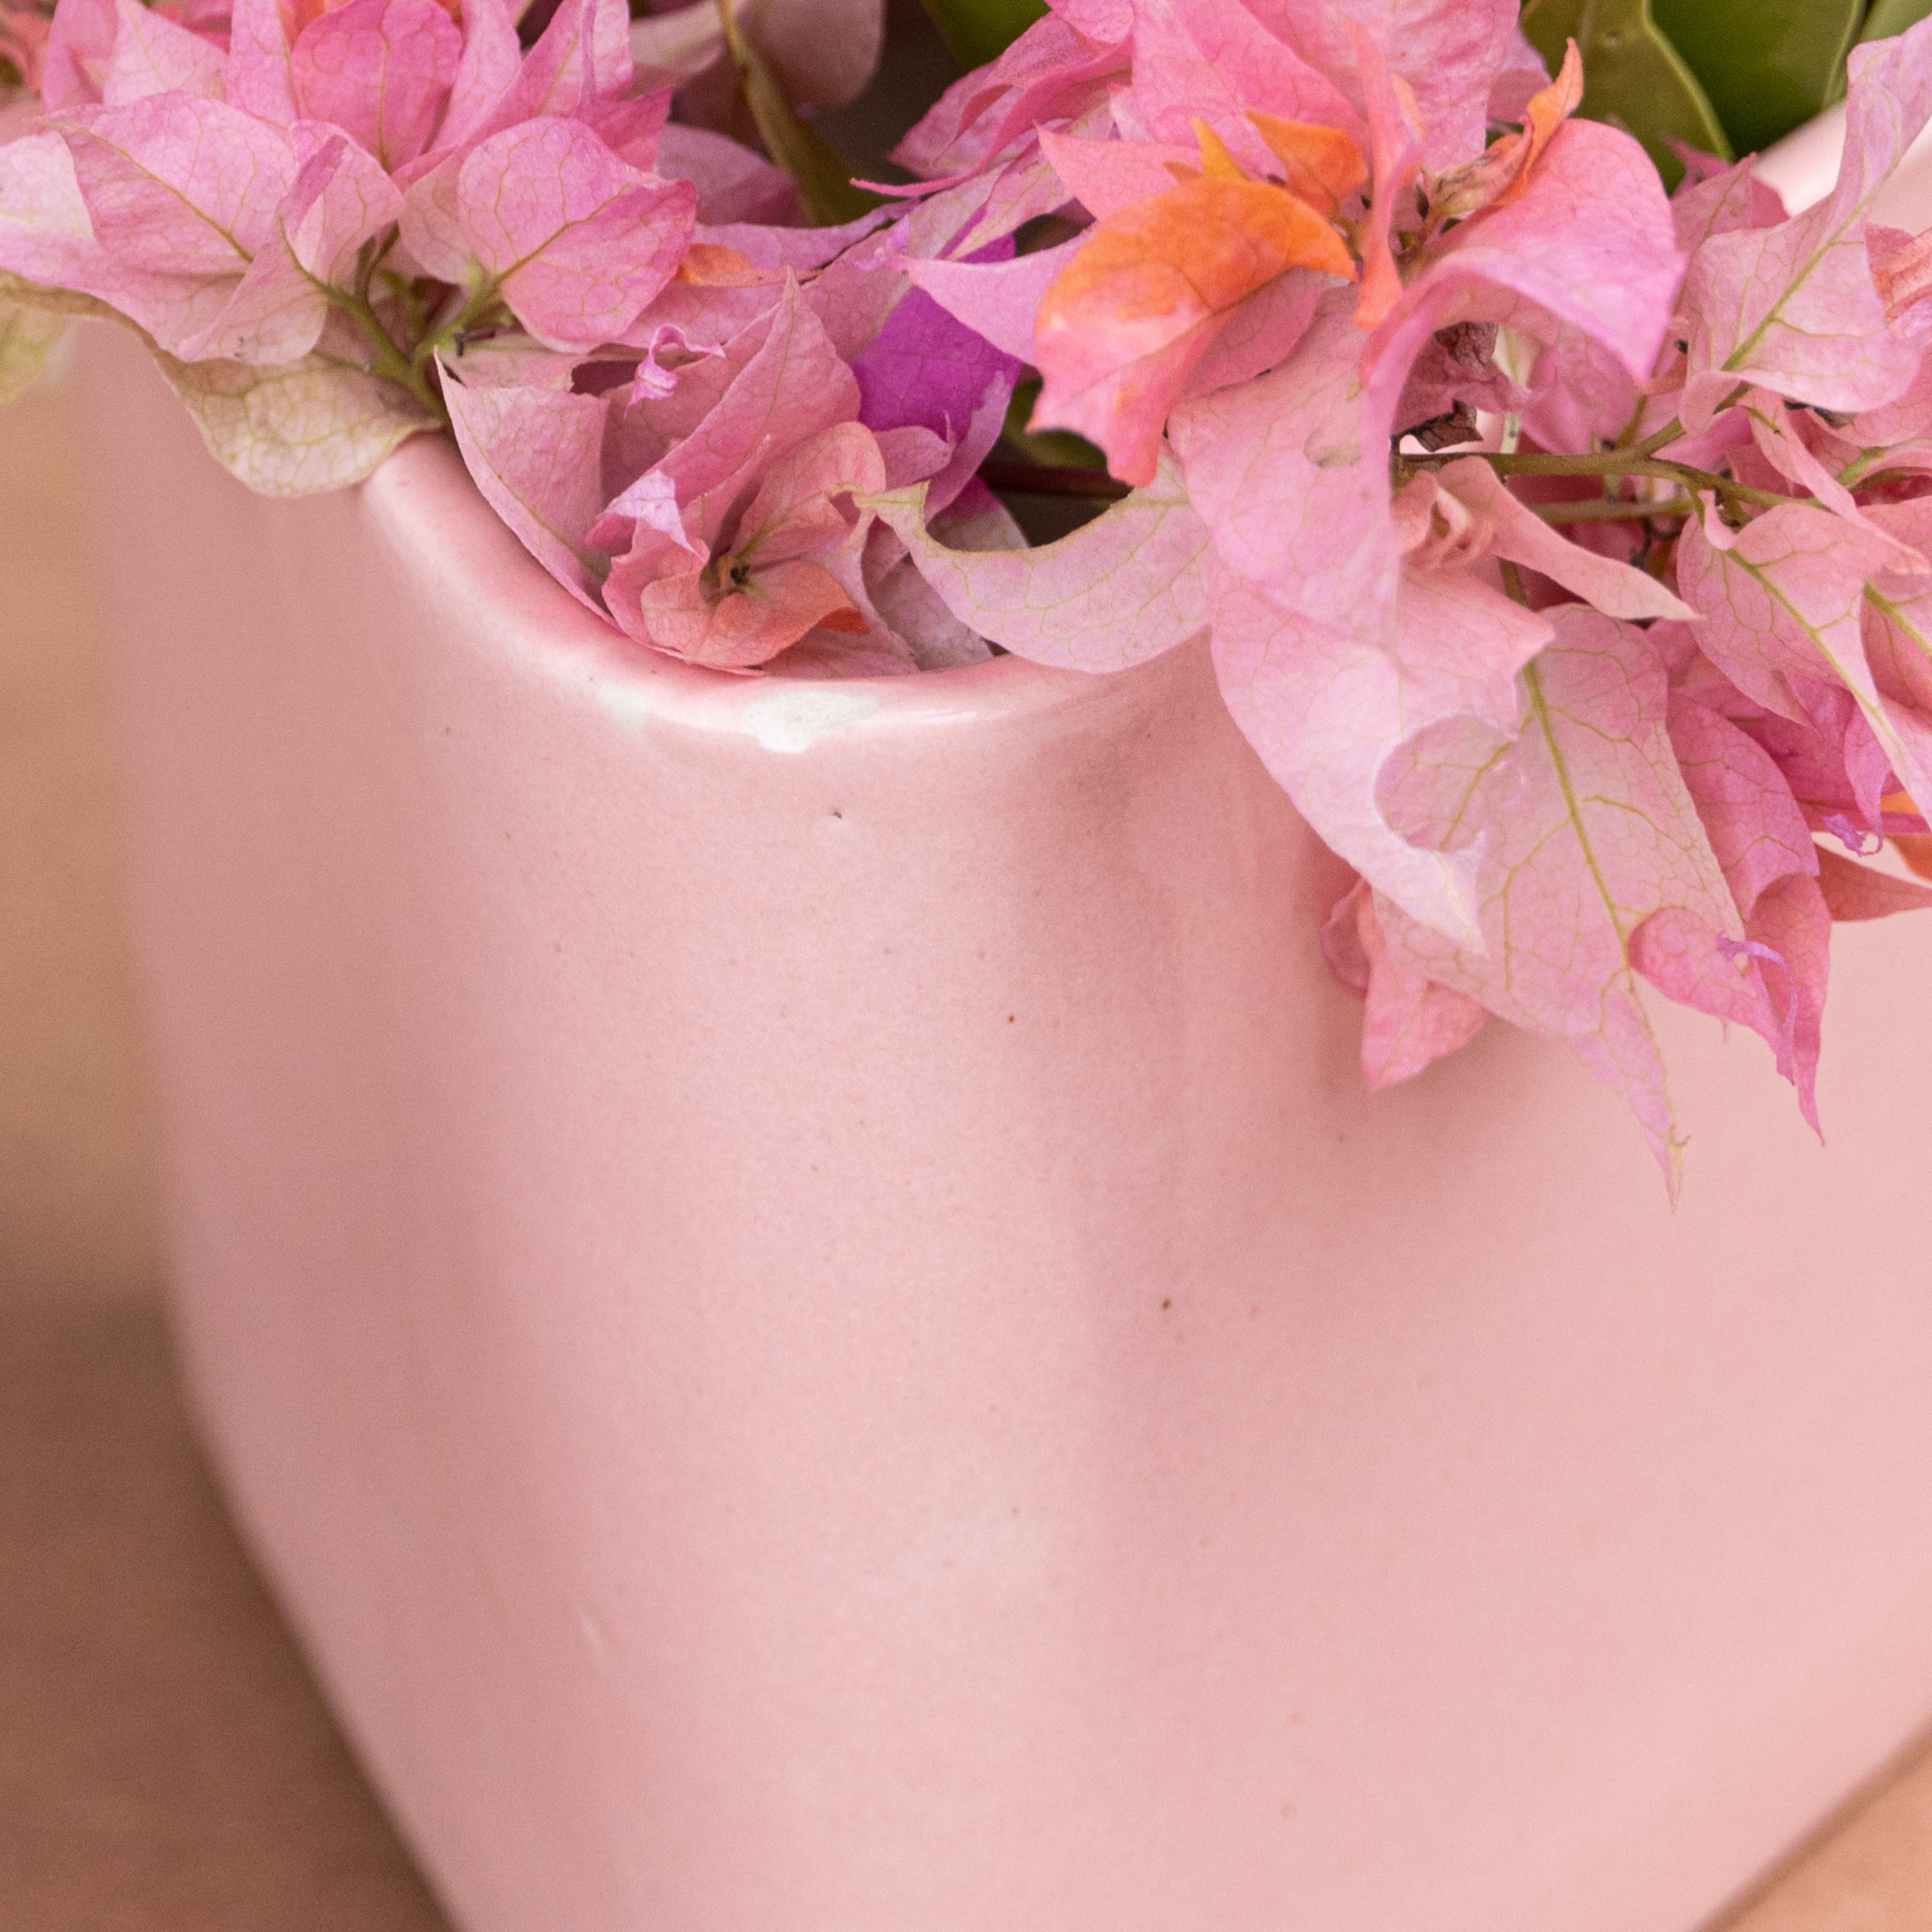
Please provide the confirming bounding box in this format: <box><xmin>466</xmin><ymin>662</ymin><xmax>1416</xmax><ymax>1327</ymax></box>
<box><xmin>1</xmin><ymin>354</ymin><xmax>1929</xmax><ymax>1931</ymax></box>
<box><xmin>1</xmin><ymin>364</ymin><xmax>450</xmax><ymax>1929</ymax></box>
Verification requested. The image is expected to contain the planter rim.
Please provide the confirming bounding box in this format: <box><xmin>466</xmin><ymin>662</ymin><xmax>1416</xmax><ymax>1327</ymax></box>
<box><xmin>273</xmin><ymin>93</ymin><xmax>1913</xmax><ymax>765</ymax></box>
<box><xmin>365</xmin><ymin>434</ymin><xmax>1141</xmax><ymax>757</ymax></box>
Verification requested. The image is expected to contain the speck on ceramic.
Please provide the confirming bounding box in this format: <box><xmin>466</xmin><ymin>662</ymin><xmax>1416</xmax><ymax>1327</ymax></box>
<box><xmin>84</xmin><ymin>320</ymin><xmax>1932</xmax><ymax>1932</ymax></box>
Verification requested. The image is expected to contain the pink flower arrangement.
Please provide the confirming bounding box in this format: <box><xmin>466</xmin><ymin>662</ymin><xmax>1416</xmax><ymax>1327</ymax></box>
<box><xmin>7</xmin><ymin>0</ymin><xmax>1932</xmax><ymax>1181</ymax></box>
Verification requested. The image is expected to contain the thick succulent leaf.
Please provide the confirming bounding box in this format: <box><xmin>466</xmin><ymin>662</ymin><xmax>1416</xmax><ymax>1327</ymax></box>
<box><xmin>871</xmin><ymin>446</ymin><xmax>1213</xmax><ymax>669</ymax></box>
<box><xmin>1375</xmin><ymin>610</ymin><xmax>1740</xmax><ymax>1187</ymax></box>
<box><xmin>1866</xmin><ymin>0</ymin><xmax>1932</xmax><ymax>44</ymax></box>
<box><xmin>1520</xmin><ymin>0</ymin><xmax>1727</xmax><ymax>188</ymax></box>
<box><xmin>919</xmin><ymin>0</ymin><xmax>1049</xmax><ymax>70</ymax></box>
<box><xmin>156</xmin><ymin>344</ymin><xmax>437</xmax><ymax>494</ymax></box>
<box><xmin>1652</xmin><ymin>0</ymin><xmax>1864</xmax><ymax>157</ymax></box>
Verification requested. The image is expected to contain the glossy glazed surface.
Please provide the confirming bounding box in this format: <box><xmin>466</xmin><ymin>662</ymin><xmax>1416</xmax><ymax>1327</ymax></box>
<box><xmin>82</xmin><ymin>323</ymin><xmax>1932</xmax><ymax>1932</ymax></box>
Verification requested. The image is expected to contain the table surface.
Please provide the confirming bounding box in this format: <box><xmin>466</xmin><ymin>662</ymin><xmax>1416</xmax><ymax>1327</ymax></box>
<box><xmin>4</xmin><ymin>365</ymin><xmax>1931</xmax><ymax>1932</ymax></box>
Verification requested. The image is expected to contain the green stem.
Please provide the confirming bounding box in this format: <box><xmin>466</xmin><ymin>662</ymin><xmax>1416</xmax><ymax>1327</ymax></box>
<box><xmin>411</xmin><ymin>285</ymin><xmax>508</xmax><ymax>371</ymax></box>
<box><xmin>1462</xmin><ymin>448</ymin><xmax>1788</xmax><ymax>513</ymax></box>
<box><xmin>1839</xmin><ymin>448</ymin><xmax>1894</xmax><ymax>490</ymax></box>
<box><xmin>321</xmin><ymin>281</ymin><xmax>448</xmax><ymax>424</ymax></box>
<box><xmin>1630</xmin><ymin>416</ymin><xmax>1693</xmax><ymax>458</ymax></box>
<box><xmin>1535</xmin><ymin>495</ymin><xmax>1698</xmax><ymax>524</ymax></box>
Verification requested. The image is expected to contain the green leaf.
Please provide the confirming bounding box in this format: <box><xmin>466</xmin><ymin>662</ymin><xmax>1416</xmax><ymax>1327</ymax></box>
<box><xmin>716</xmin><ymin>0</ymin><xmax>881</xmax><ymax>227</ymax></box>
<box><xmin>1520</xmin><ymin>0</ymin><xmax>1730</xmax><ymax>187</ymax></box>
<box><xmin>1862</xmin><ymin>0</ymin><xmax>1932</xmax><ymax>47</ymax></box>
<box><xmin>918</xmin><ymin>0</ymin><xmax>1047</xmax><ymax>67</ymax></box>
<box><xmin>1650</xmin><ymin>0</ymin><xmax>1865</xmax><ymax>154</ymax></box>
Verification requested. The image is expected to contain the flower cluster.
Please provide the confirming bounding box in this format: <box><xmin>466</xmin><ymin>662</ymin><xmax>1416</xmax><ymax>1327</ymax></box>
<box><xmin>7</xmin><ymin>0</ymin><xmax>1932</xmax><ymax>1178</ymax></box>
<box><xmin>0</xmin><ymin>0</ymin><xmax>1030</xmax><ymax>668</ymax></box>
<box><xmin>879</xmin><ymin>0</ymin><xmax>1932</xmax><ymax>1183</ymax></box>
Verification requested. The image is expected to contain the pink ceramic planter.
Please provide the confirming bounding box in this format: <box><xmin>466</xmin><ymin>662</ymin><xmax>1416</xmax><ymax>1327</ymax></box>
<box><xmin>79</xmin><ymin>316</ymin><xmax>1932</xmax><ymax>1932</ymax></box>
